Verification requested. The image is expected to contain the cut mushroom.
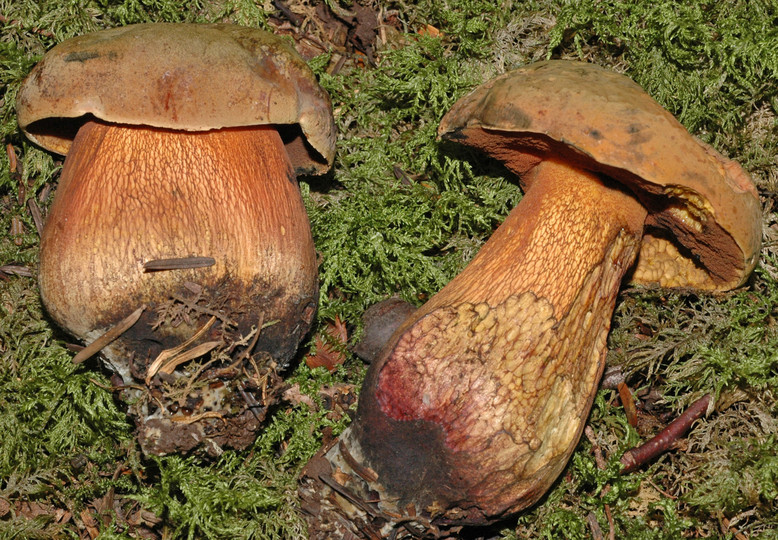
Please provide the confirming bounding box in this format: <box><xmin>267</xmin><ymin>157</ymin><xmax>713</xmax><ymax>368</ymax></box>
<box><xmin>299</xmin><ymin>61</ymin><xmax>761</xmax><ymax>537</ymax></box>
<box><xmin>16</xmin><ymin>23</ymin><xmax>335</xmax><ymax>455</ymax></box>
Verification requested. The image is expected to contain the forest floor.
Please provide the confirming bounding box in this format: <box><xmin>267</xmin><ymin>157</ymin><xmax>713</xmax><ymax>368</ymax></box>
<box><xmin>1</xmin><ymin>0</ymin><xmax>777</xmax><ymax>538</ymax></box>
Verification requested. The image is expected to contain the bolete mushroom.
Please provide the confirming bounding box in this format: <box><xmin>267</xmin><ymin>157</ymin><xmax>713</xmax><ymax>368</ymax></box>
<box><xmin>16</xmin><ymin>23</ymin><xmax>335</xmax><ymax>455</ymax></box>
<box><xmin>299</xmin><ymin>60</ymin><xmax>761</xmax><ymax>536</ymax></box>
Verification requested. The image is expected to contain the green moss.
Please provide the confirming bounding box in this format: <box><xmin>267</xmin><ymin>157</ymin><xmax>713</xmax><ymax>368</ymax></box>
<box><xmin>0</xmin><ymin>279</ymin><xmax>131</xmax><ymax>478</ymax></box>
<box><xmin>550</xmin><ymin>0</ymin><xmax>778</xmax><ymax>156</ymax></box>
<box><xmin>307</xmin><ymin>33</ymin><xmax>522</xmax><ymax>322</ymax></box>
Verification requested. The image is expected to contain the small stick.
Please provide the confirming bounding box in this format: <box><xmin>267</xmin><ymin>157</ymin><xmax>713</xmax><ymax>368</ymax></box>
<box><xmin>617</xmin><ymin>381</ymin><xmax>638</xmax><ymax>427</ymax></box>
<box><xmin>584</xmin><ymin>426</ymin><xmax>615</xmax><ymax>540</ymax></box>
<box><xmin>26</xmin><ymin>198</ymin><xmax>44</xmax><ymax>237</ymax></box>
<box><xmin>0</xmin><ymin>15</ymin><xmax>56</xmax><ymax>38</ymax></box>
<box><xmin>170</xmin><ymin>411</ymin><xmax>224</xmax><ymax>424</ymax></box>
<box><xmin>73</xmin><ymin>305</ymin><xmax>145</xmax><ymax>364</ymax></box>
<box><xmin>158</xmin><ymin>340</ymin><xmax>220</xmax><ymax>375</ymax></box>
<box><xmin>0</xmin><ymin>265</ymin><xmax>33</xmax><ymax>278</ymax></box>
<box><xmin>143</xmin><ymin>256</ymin><xmax>215</xmax><ymax>272</ymax></box>
<box><xmin>273</xmin><ymin>0</ymin><xmax>304</xmax><ymax>26</ymax></box>
<box><xmin>339</xmin><ymin>440</ymin><xmax>379</xmax><ymax>483</ymax></box>
<box><xmin>236</xmin><ymin>313</ymin><xmax>264</xmax><ymax>363</ymax></box>
<box><xmin>604</xmin><ymin>504</ymin><xmax>615</xmax><ymax>540</ymax></box>
<box><xmin>620</xmin><ymin>394</ymin><xmax>712</xmax><ymax>474</ymax></box>
<box><xmin>239</xmin><ymin>382</ymin><xmax>266</xmax><ymax>422</ymax></box>
<box><xmin>587</xmin><ymin>512</ymin><xmax>604</xmax><ymax>540</ymax></box>
<box><xmin>584</xmin><ymin>425</ymin><xmax>607</xmax><ymax>470</ymax></box>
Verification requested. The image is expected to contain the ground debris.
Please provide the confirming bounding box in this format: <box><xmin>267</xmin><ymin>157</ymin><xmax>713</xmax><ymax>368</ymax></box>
<box><xmin>268</xmin><ymin>0</ymin><xmax>380</xmax><ymax>66</ymax></box>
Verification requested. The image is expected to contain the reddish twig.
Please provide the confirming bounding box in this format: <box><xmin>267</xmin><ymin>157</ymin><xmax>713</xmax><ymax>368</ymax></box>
<box><xmin>0</xmin><ymin>15</ymin><xmax>56</xmax><ymax>38</ymax></box>
<box><xmin>620</xmin><ymin>394</ymin><xmax>712</xmax><ymax>474</ymax></box>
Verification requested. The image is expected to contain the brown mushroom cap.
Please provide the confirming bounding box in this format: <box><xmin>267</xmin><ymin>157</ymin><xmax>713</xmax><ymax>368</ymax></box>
<box><xmin>438</xmin><ymin>60</ymin><xmax>762</xmax><ymax>291</ymax></box>
<box><xmin>15</xmin><ymin>22</ymin><xmax>335</xmax><ymax>174</ymax></box>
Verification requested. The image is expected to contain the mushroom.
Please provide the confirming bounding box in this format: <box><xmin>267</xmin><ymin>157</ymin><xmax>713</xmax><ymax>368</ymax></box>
<box><xmin>299</xmin><ymin>61</ymin><xmax>761</xmax><ymax>536</ymax></box>
<box><xmin>16</xmin><ymin>23</ymin><xmax>335</xmax><ymax>455</ymax></box>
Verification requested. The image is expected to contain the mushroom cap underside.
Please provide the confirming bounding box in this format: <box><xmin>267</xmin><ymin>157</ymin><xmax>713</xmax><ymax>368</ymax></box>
<box><xmin>438</xmin><ymin>60</ymin><xmax>762</xmax><ymax>291</ymax></box>
<box><xmin>15</xmin><ymin>22</ymin><xmax>336</xmax><ymax>174</ymax></box>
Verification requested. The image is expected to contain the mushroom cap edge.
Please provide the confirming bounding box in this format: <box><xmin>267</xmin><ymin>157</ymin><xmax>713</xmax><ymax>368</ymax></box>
<box><xmin>15</xmin><ymin>22</ymin><xmax>336</xmax><ymax>175</ymax></box>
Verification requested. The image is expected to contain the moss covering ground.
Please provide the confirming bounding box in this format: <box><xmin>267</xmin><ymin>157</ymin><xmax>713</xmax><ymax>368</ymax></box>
<box><xmin>1</xmin><ymin>0</ymin><xmax>777</xmax><ymax>538</ymax></box>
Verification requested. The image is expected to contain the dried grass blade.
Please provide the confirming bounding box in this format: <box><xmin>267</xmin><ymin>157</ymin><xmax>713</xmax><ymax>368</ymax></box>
<box><xmin>158</xmin><ymin>340</ymin><xmax>220</xmax><ymax>375</ymax></box>
<box><xmin>145</xmin><ymin>316</ymin><xmax>216</xmax><ymax>383</ymax></box>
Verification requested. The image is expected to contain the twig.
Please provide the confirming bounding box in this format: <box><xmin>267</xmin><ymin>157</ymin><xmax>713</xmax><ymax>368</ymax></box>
<box><xmin>73</xmin><ymin>305</ymin><xmax>145</xmax><ymax>364</ymax></box>
<box><xmin>0</xmin><ymin>15</ymin><xmax>56</xmax><ymax>38</ymax></box>
<box><xmin>170</xmin><ymin>411</ymin><xmax>224</xmax><ymax>424</ymax></box>
<box><xmin>273</xmin><ymin>0</ymin><xmax>304</xmax><ymax>26</ymax></box>
<box><xmin>27</xmin><ymin>198</ymin><xmax>44</xmax><ymax>237</ymax></box>
<box><xmin>239</xmin><ymin>382</ymin><xmax>265</xmax><ymax>421</ymax></box>
<box><xmin>339</xmin><ymin>440</ymin><xmax>379</xmax><ymax>483</ymax></box>
<box><xmin>170</xmin><ymin>292</ymin><xmax>236</xmax><ymax>327</ymax></box>
<box><xmin>585</xmin><ymin>426</ymin><xmax>606</xmax><ymax>470</ymax></box>
<box><xmin>176</xmin><ymin>354</ymin><xmax>221</xmax><ymax>404</ymax></box>
<box><xmin>620</xmin><ymin>394</ymin><xmax>712</xmax><ymax>474</ymax></box>
<box><xmin>143</xmin><ymin>256</ymin><xmax>215</xmax><ymax>271</ymax></box>
<box><xmin>235</xmin><ymin>313</ymin><xmax>264</xmax><ymax>363</ymax></box>
<box><xmin>158</xmin><ymin>340</ymin><xmax>220</xmax><ymax>375</ymax></box>
<box><xmin>584</xmin><ymin>426</ymin><xmax>615</xmax><ymax>540</ymax></box>
<box><xmin>604</xmin><ymin>505</ymin><xmax>615</xmax><ymax>540</ymax></box>
<box><xmin>587</xmin><ymin>512</ymin><xmax>604</xmax><ymax>540</ymax></box>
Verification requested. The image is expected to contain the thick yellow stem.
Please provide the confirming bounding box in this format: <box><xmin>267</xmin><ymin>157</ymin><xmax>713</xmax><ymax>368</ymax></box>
<box><xmin>349</xmin><ymin>159</ymin><xmax>648</xmax><ymax>524</ymax></box>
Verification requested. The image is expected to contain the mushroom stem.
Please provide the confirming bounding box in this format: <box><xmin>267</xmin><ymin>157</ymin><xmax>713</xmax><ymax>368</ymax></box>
<box><xmin>301</xmin><ymin>159</ymin><xmax>648</xmax><ymax>535</ymax></box>
<box><xmin>39</xmin><ymin>120</ymin><xmax>318</xmax><ymax>376</ymax></box>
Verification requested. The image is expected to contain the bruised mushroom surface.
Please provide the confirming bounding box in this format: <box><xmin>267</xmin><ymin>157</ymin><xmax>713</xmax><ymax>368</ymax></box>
<box><xmin>16</xmin><ymin>23</ymin><xmax>335</xmax><ymax>456</ymax></box>
<box><xmin>299</xmin><ymin>61</ymin><xmax>761</xmax><ymax>537</ymax></box>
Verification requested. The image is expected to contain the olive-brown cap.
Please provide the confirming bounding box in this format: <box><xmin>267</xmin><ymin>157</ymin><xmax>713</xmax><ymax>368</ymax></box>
<box><xmin>438</xmin><ymin>60</ymin><xmax>762</xmax><ymax>291</ymax></box>
<box><xmin>16</xmin><ymin>23</ymin><xmax>336</xmax><ymax>174</ymax></box>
